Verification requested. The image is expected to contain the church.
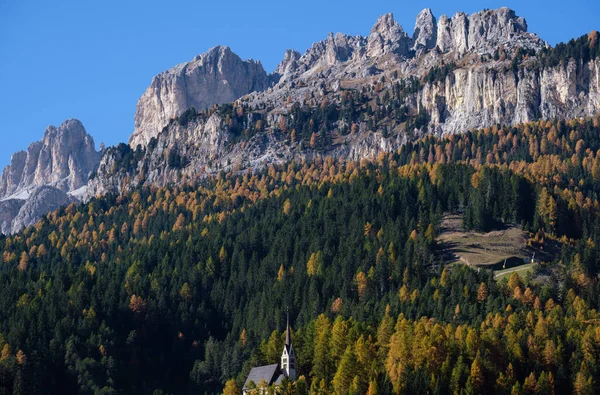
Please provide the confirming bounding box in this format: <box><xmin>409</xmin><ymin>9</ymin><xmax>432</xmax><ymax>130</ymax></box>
<box><xmin>242</xmin><ymin>314</ymin><xmax>296</xmax><ymax>394</ymax></box>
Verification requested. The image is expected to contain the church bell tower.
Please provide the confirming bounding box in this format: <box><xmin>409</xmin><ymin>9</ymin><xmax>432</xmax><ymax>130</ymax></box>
<box><xmin>280</xmin><ymin>312</ymin><xmax>296</xmax><ymax>380</ymax></box>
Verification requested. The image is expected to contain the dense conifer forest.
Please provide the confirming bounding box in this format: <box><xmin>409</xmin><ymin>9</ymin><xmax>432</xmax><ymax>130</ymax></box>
<box><xmin>0</xmin><ymin>113</ymin><xmax>599</xmax><ymax>394</ymax></box>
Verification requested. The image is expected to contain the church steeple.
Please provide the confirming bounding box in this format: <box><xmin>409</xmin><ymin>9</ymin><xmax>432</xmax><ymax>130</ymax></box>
<box><xmin>285</xmin><ymin>311</ymin><xmax>291</xmax><ymax>346</ymax></box>
<box><xmin>281</xmin><ymin>310</ymin><xmax>296</xmax><ymax>380</ymax></box>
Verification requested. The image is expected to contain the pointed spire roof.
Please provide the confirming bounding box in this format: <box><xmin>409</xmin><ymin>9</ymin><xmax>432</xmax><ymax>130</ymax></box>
<box><xmin>285</xmin><ymin>310</ymin><xmax>291</xmax><ymax>346</ymax></box>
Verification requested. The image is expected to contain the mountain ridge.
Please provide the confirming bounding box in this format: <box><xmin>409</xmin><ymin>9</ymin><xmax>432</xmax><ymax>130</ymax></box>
<box><xmin>2</xmin><ymin>6</ymin><xmax>600</xmax><ymax>230</ymax></box>
<box><xmin>86</xmin><ymin>7</ymin><xmax>599</xmax><ymax>198</ymax></box>
<box><xmin>128</xmin><ymin>7</ymin><xmax>547</xmax><ymax>150</ymax></box>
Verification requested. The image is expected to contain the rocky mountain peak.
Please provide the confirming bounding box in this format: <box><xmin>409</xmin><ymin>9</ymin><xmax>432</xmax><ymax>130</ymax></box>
<box><xmin>435</xmin><ymin>8</ymin><xmax>541</xmax><ymax>55</ymax></box>
<box><xmin>436</xmin><ymin>12</ymin><xmax>469</xmax><ymax>54</ymax></box>
<box><xmin>467</xmin><ymin>7</ymin><xmax>529</xmax><ymax>52</ymax></box>
<box><xmin>0</xmin><ymin>119</ymin><xmax>101</xmax><ymax>233</ymax></box>
<box><xmin>0</xmin><ymin>119</ymin><xmax>100</xmax><ymax>200</ymax></box>
<box><xmin>412</xmin><ymin>8</ymin><xmax>437</xmax><ymax>52</ymax></box>
<box><xmin>195</xmin><ymin>44</ymin><xmax>230</xmax><ymax>58</ymax></box>
<box><xmin>273</xmin><ymin>49</ymin><xmax>302</xmax><ymax>83</ymax></box>
<box><xmin>41</xmin><ymin>119</ymin><xmax>96</xmax><ymax>159</ymax></box>
<box><xmin>367</xmin><ymin>13</ymin><xmax>410</xmax><ymax>58</ymax></box>
<box><xmin>130</xmin><ymin>46</ymin><xmax>270</xmax><ymax>148</ymax></box>
<box><xmin>371</xmin><ymin>13</ymin><xmax>399</xmax><ymax>34</ymax></box>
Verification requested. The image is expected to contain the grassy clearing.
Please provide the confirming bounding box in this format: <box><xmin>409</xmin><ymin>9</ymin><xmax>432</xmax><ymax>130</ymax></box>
<box><xmin>494</xmin><ymin>263</ymin><xmax>537</xmax><ymax>281</ymax></box>
<box><xmin>437</xmin><ymin>214</ymin><xmax>529</xmax><ymax>267</ymax></box>
<box><xmin>436</xmin><ymin>214</ymin><xmax>555</xmax><ymax>283</ymax></box>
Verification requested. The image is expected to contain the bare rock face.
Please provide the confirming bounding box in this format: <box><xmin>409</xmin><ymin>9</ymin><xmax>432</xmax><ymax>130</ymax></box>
<box><xmin>0</xmin><ymin>200</ymin><xmax>24</xmax><ymax>234</ymax></box>
<box><xmin>412</xmin><ymin>8</ymin><xmax>437</xmax><ymax>52</ymax></box>
<box><xmin>273</xmin><ymin>49</ymin><xmax>301</xmax><ymax>83</ymax></box>
<box><xmin>436</xmin><ymin>8</ymin><xmax>543</xmax><ymax>56</ymax></box>
<box><xmin>294</xmin><ymin>33</ymin><xmax>366</xmax><ymax>76</ymax></box>
<box><xmin>88</xmin><ymin>113</ymin><xmax>236</xmax><ymax>197</ymax></box>
<box><xmin>417</xmin><ymin>58</ymin><xmax>600</xmax><ymax>135</ymax></box>
<box><xmin>0</xmin><ymin>119</ymin><xmax>100</xmax><ymax>234</ymax></box>
<box><xmin>467</xmin><ymin>8</ymin><xmax>526</xmax><ymax>49</ymax></box>
<box><xmin>130</xmin><ymin>46</ymin><xmax>270</xmax><ymax>148</ymax></box>
<box><xmin>10</xmin><ymin>186</ymin><xmax>73</xmax><ymax>234</ymax></box>
<box><xmin>367</xmin><ymin>13</ymin><xmax>410</xmax><ymax>58</ymax></box>
<box><xmin>436</xmin><ymin>12</ymin><xmax>469</xmax><ymax>54</ymax></box>
<box><xmin>0</xmin><ymin>119</ymin><xmax>100</xmax><ymax>199</ymax></box>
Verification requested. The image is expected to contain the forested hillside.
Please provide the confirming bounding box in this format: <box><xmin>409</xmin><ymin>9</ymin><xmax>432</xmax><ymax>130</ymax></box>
<box><xmin>0</xmin><ymin>116</ymin><xmax>599</xmax><ymax>394</ymax></box>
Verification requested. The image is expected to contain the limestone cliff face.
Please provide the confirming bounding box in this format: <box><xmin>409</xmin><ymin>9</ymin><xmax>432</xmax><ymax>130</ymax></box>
<box><xmin>436</xmin><ymin>13</ymin><xmax>469</xmax><ymax>54</ymax></box>
<box><xmin>0</xmin><ymin>200</ymin><xmax>24</xmax><ymax>235</ymax></box>
<box><xmin>293</xmin><ymin>33</ymin><xmax>366</xmax><ymax>76</ymax></box>
<box><xmin>90</xmin><ymin>114</ymin><xmax>231</xmax><ymax>197</ymax></box>
<box><xmin>0</xmin><ymin>119</ymin><xmax>100</xmax><ymax>233</ymax></box>
<box><xmin>418</xmin><ymin>58</ymin><xmax>600</xmax><ymax>134</ymax></box>
<box><xmin>130</xmin><ymin>46</ymin><xmax>270</xmax><ymax>148</ymax></box>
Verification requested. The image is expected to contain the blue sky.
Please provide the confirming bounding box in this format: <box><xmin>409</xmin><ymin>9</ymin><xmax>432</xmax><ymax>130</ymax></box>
<box><xmin>0</xmin><ymin>0</ymin><xmax>599</xmax><ymax>168</ymax></box>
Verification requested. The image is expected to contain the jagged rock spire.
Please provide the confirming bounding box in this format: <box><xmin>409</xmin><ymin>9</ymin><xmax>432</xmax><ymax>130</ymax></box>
<box><xmin>413</xmin><ymin>8</ymin><xmax>437</xmax><ymax>52</ymax></box>
<box><xmin>367</xmin><ymin>13</ymin><xmax>410</xmax><ymax>58</ymax></box>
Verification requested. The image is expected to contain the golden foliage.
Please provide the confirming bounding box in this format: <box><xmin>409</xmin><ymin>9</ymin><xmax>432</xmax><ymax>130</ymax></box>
<box><xmin>129</xmin><ymin>294</ymin><xmax>147</xmax><ymax>314</ymax></box>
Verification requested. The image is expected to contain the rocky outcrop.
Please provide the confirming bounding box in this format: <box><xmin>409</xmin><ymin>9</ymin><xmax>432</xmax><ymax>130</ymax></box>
<box><xmin>412</xmin><ymin>8</ymin><xmax>437</xmax><ymax>53</ymax></box>
<box><xmin>436</xmin><ymin>12</ymin><xmax>470</xmax><ymax>54</ymax></box>
<box><xmin>293</xmin><ymin>33</ymin><xmax>366</xmax><ymax>76</ymax></box>
<box><xmin>10</xmin><ymin>186</ymin><xmax>73</xmax><ymax>234</ymax></box>
<box><xmin>0</xmin><ymin>119</ymin><xmax>101</xmax><ymax>234</ymax></box>
<box><xmin>273</xmin><ymin>49</ymin><xmax>302</xmax><ymax>83</ymax></box>
<box><xmin>130</xmin><ymin>46</ymin><xmax>270</xmax><ymax>148</ymax></box>
<box><xmin>0</xmin><ymin>200</ymin><xmax>24</xmax><ymax>234</ymax></box>
<box><xmin>89</xmin><ymin>112</ymin><xmax>270</xmax><ymax>197</ymax></box>
<box><xmin>467</xmin><ymin>8</ymin><xmax>527</xmax><ymax>50</ymax></box>
<box><xmin>0</xmin><ymin>119</ymin><xmax>100</xmax><ymax>199</ymax></box>
<box><xmin>366</xmin><ymin>13</ymin><xmax>410</xmax><ymax>58</ymax></box>
<box><xmin>436</xmin><ymin>8</ymin><xmax>543</xmax><ymax>55</ymax></box>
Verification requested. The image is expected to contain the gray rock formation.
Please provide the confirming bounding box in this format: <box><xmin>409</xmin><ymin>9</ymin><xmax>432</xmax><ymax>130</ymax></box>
<box><xmin>10</xmin><ymin>186</ymin><xmax>73</xmax><ymax>234</ymax></box>
<box><xmin>0</xmin><ymin>119</ymin><xmax>100</xmax><ymax>233</ymax></box>
<box><xmin>89</xmin><ymin>113</ymin><xmax>232</xmax><ymax>197</ymax></box>
<box><xmin>130</xmin><ymin>46</ymin><xmax>270</xmax><ymax>148</ymax></box>
<box><xmin>293</xmin><ymin>33</ymin><xmax>366</xmax><ymax>76</ymax></box>
<box><xmin>0</xmin><ymin>200</ymin><xmax>24</xmax><ymax>234</ymax></box>
<box><xmin>273</xmin><ymin>49</ymin><xmax>301</xmax><ymax>83</ymax></box>
<box><xmin>436</xmin><ymin>12</ymin><xmax>469</xmax><ymax>54</ymax></box>
<box><xmin>412</xmin><ymin>8</ymin><xmax>437</xmax><ymax>52</ymax></box>
<box><xmin>418</xmin><ymin>58</ymin><xmax>600</xmax><ymax>135</ymax></box>
<box><xmin>0</xmin><ymin>119</ymin><xmax>100</xmax><ymax>199</ymax></box>
<box><xmin>467</xmin><ymin>8</ymin><xmax>527</xmax><ymax>50</ymax></box>
<box><xmin>436</xmin><ymin>8</ymin><xmax>542</xmax><ymax>55</ymax></box>
<box><xmin>367</xmin><ymin>13</ymin><xmax>410</xmax><ymax>58</ymax></box>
